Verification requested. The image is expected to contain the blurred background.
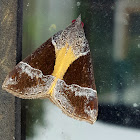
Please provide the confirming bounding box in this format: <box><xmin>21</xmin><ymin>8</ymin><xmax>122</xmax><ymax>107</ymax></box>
<box><xmin>22</xmin><ymin>0</ymin><xmax>140</xmax><ymax>140</ymax></box>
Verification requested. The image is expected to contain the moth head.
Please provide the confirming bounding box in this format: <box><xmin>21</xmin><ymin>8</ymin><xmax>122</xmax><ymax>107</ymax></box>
<box><xmin>72</xmin><ymin>19</ymin><xmax>84</xmax><ymax>28</ymax></box>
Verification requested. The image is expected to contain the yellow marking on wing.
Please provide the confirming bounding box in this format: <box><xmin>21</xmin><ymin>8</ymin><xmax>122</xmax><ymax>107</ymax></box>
<box><xmin>48</xmin><ymin>78</ymin><xmax>58</xmax><ymax>94</ymax></box>
<box><xmin>48</xmin><ymin>42</ymin><xmax>77</xmax><ymax>95</ymax></box>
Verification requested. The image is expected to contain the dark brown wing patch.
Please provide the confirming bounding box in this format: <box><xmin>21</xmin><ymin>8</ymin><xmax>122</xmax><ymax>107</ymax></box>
<box><xmin>23</xmin><ymin>38</ymin><xmax>55</xmax><ymax>75</ymax></box>
<box><xmin>63</xmin><ymin>52</ymin><xmax>96</xmax><ymax>90</ymax></box>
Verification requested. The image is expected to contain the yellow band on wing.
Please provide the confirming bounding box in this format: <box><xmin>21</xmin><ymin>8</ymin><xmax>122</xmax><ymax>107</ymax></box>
<box><xmin>48</xmin><ymin>42</ymin><xmax>77</xmax><ymax>95</ymax></box>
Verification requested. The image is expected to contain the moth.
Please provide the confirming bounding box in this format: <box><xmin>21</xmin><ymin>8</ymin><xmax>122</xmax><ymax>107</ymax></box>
<box><xmin>2</xmin><ymin>16</ymin><xmax>98</xmax><ymax>124</ymax></box>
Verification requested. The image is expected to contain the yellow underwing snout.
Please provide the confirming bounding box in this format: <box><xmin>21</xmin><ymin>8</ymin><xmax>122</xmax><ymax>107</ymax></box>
<box><xmin>2</xmin><ymin>15</ymin><xmax>98</xmax><ymax>124</ymax></box>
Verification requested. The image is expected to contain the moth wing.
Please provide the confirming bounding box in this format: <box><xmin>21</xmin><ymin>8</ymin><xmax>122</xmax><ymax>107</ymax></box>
<box><xmin>2</xmin><ymin>15</ymin><xmax>98</xmax><ymax>124</ymax></box>
<box><xmin>51</xmin><ymin>52</ymin><xmax>98</xmax><ymax>124</ymax></box>
<box><xmin>64</xmin><ymin>52</ymin><xmax>96</xmax><ymax>89</ymax></box>
<box><xmin>2</xmin><ymin>38</ymin><xmax>56</xmax><ymax>99</ymax></box>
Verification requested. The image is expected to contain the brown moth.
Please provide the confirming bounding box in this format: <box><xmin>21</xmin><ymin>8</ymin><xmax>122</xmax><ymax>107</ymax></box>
<box><xmin>2</xmin><ymin>16</ymin><xmax>98</xmax><ymax>124</ymax></box>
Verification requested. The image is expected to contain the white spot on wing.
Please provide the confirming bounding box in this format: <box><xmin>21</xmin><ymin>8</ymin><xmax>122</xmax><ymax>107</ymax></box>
<box><xmin>70</xmin><ymin>84</ymin><xmax>97</xmax><ymax>99</ymax></box>
<box><xmin>84</xmin><ymin>106</ymin><xmax>97</xmax><ymax>121</ymax></box>
<box><xmin>18</xmin><ymin>62</ymin><xmax>43</xmax><ymax>79</ymax></box>
<box><xmin>5</xmin><ymin>77</ymin><xmax>18</xmax><ymax>86</ymax></box>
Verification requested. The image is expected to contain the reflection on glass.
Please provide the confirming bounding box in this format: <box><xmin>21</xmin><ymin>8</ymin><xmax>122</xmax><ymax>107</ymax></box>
<box><xmin>22</xmin><ymin>0</ymin><xmax>140</xmax><ymax>139</ymax></box>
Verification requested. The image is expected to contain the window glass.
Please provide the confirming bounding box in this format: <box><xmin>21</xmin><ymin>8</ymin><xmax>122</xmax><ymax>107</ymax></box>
<box><xmin>23</xmin><ymin>0</ymin><xmax>140</xmax><ymax>139</ymax></box>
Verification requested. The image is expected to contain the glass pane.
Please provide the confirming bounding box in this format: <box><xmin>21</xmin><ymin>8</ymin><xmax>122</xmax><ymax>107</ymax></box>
<box><xmin>22</xmin><ymin>0</ymin><xmax>140</xmax><ymax>140</ymax></box>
